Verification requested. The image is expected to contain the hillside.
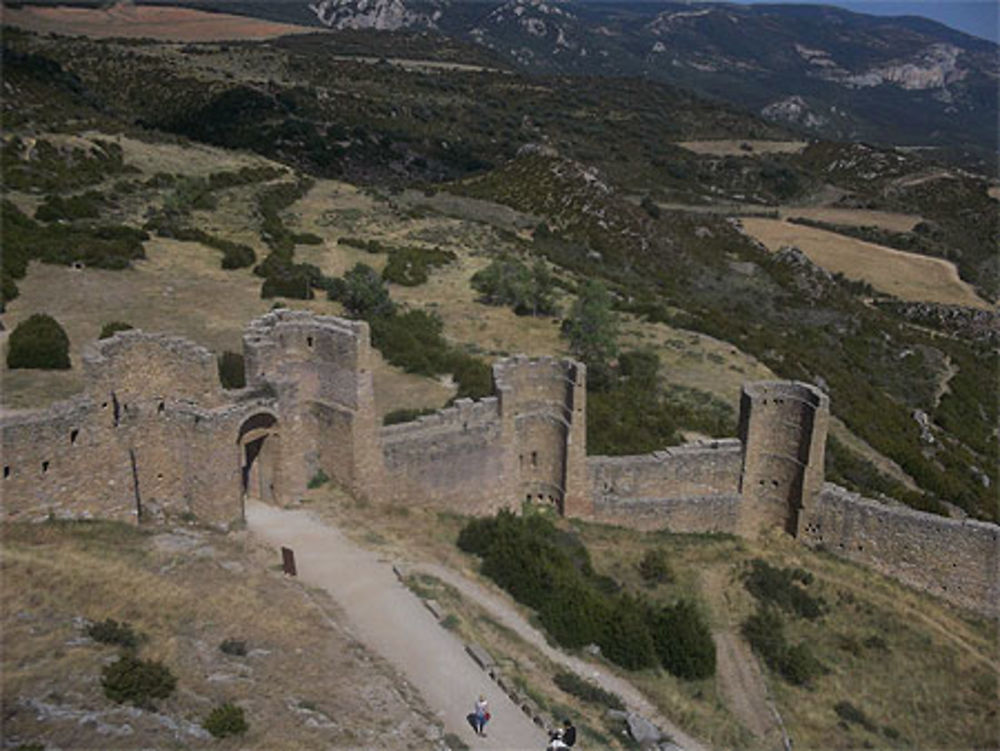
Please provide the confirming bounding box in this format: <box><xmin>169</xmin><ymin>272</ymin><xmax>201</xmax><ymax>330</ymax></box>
<box><xmin>212</xmin><ymin>0</ymin><xmax>1000</xmax><ymax>161</ymax></box>
<box><xmin>1</xmin><ymin>18</ymin><xmax>998</xmax><ymax>751</ymax></box>
<box><xmin>2</xmin><ymin>25</ymin><xmax>996</xmax><ymax>522</ymax></box>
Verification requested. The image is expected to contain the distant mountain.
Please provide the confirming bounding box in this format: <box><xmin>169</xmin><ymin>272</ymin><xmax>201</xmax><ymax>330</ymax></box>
<box><xmin>306</xmin><ymin>0</ymin><xmax>999</xmax><ymax>156</ymax></box>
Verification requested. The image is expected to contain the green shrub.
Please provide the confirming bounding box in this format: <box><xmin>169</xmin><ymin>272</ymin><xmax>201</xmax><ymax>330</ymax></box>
<box><xmin>470</xmin><ymin>257</ymin><xmax>558</xmax><ymax>316</ymax></box>
<box><xmin>35</xmin><ymin>191</ymin><xmax>104</xmax><ymax>222</ymax></box>
<box><xmin>441</xmin><ymin>614</ymin><xmax>460</xmax><ymax>630</ymax></box>
<box><xmin>101</xmin><ymin>654</ymin><xmax>177</xmax><ymax>709</ymax></box>
<box><xmin>458</xmin><ymin>511</ymin><xmax>657</xmax><ymax>671</ymax></box>
<box><xmin>834</xmin><ymin>700</ymin><xmax>878</xmax><ymax>732</ymax></box>
<box><xmin>383</xmin><ymin>246</ymin><xmax>456</xmax><ymax>286</ymax></box>
<box><xmin>86</xmin><ymin>618</ymin><xmax>139</xmax><ymax>649</ymax></box>
<box><xmin>219</xmin><ymin>638</ymin><xmax>248</xmax><ymax>656</ymax></box>
<box><xmin>742</xmin><ymin>607</ymin><xmax>824</xmax><ymax>686</ymax></box>
<box><xmin>99</xmin><ymin>321</ymin><xmax>133</xmax><ymax>339</ymax></box>
<box><xmin>743</xmin><ymin>559</ymin><xmax>825</xmax><ymax>620</ymax></box>
<box><xmin>307</xmin><ymin>469</ymin><xmax>329</xmax><ymax>489</ymax></box>
<box><xmin>7</xmin><ymin>313</ymin><xmax>71</xmax><ymax>369</ymax></box>
<box><xmin>553</xmin><ymin>671</ymin><xmax>625</xmax><ymax>711</ymax></box>
<box><xmin>651</xmin><ymin>599</ymin><xmax>716</xmax><ymax>680</ymax></box>
<box><xmin>203</xmin><ymin>702</ymin><xmax>248</xmax><ymax>738</ymax></box>
<box><xmin>338</xmin><ymin>263</ymin><xmax>395</xmax><ymax>319</ymax></box>
<box><xmin>217</xmin><ymin>351</ymin><xmax>246</xmax><ymax>389</ymax></box>
<box><xmin>383</xmin><ymin>407</ymin><xmax>438</xmax><ymax>425</ymax></box>
<box><xmin>637</xmin><ymin>547</ymin><xmax>673</xmax><ymax>585</ymax></box>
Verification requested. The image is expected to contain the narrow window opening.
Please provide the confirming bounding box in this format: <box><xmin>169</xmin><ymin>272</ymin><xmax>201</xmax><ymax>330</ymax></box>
<box><xmin>70</xmin><ymin>429</ymin><xmax>79</xmax><ymax>444</ymax></box>
<box><xmin>158</xmin><ymin>401</ymin><xmax>165</xmax><ymax>413</ymax></box>
<box><xmin>307</xmin><ymin>336</ymin><xmax>314</xmax><ymax>348</ymax></box>
<box><xmin>111</xmin><ymin>392</ymin><xmax>120</xmax><ymax>427</ymax></box>
<box><xmin>3</xmin><ymin>466</ymin><xmax>9</xmax><ymax>478</ymax></box>
<box><xmin>42</xmin><ymin>461</ymin><xmax>50</xmax><ymax>473</ymax></box>
<box><xmin>518</xmin><ymin>454</ymin><xmax>523</xmax><ymax>469</ymax></box>
<box><xmin>531</xmin><ymin>451</ymin><xmax>538</xmax><ymax>467</ymax></box>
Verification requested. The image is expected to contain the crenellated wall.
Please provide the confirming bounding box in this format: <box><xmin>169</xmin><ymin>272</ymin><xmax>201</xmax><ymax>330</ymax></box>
<box><xmin>800</xmin><ymin>485</ymin><xmax>999</xmax><ymax>617</ymax></box>
<box><xmin>2</xmin><ymin>311</ymin><xmax>995</xmax><ymax>617</ymax></box>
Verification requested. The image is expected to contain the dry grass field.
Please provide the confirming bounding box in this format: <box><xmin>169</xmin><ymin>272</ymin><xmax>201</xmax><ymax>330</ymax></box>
<box><xmin>2</xmin><ymin>3</ymin><xmax>317</xmax><ymax>41</ymax></box>
<box><xmin>739</xmin><ymin>217</ymin><xmax>992</xmax><ymax>309</ymax></box>
<box><xmin>675</xmin><ymin>141</ymin><xmax>808</xmax><ymax>157</ymax></box>
<box><xmin>0</xmin><ymin>519</ymin><xmax>441</xmax><ymax>749</ymax></box>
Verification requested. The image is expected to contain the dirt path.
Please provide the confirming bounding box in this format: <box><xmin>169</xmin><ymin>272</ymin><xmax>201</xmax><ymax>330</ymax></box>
<box><xmin>699</xmin><ymin>569</ymin><xmax>782</xmax><ymax>748</ymax></box>
<box><xmin>246</xmin><ymin>501</ymin><xmax>546</xmax><ymax>750</ymax></box>
<box><xmin>411</xmin><ymin>563</ymin><xmax>709</xmax><ymax>751</ymax></box>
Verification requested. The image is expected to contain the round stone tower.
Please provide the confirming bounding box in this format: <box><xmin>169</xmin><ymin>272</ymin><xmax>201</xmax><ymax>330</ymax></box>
<box><xmin>737</xmin><ymin>381</ymin><xmax>829</xmax><ymax>537</ymax></box>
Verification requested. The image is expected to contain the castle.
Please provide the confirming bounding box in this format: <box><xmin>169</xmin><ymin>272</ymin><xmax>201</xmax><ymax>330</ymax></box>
<box><xmin>2</xmin><ymin>309</ymin><xmax>996</xmax><ymax>617</ymax></box>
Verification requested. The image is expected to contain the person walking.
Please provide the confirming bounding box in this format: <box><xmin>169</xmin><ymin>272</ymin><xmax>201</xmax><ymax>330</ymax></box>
<box><xmin>473</xmin><ymin>695</ymin><xmax>490</xmax><ymax>736</ymax></box>
<box><xmin>562</xmin><ymin>719</ymin><xmax>576</xmax><ymax>747</ymax></box>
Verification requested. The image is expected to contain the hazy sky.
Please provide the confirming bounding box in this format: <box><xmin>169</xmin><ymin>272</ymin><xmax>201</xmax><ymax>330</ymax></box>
<box><xmin>739</xmin><ymin>1</ymin><xmax>999</xmax><ymax>42</ymax></box>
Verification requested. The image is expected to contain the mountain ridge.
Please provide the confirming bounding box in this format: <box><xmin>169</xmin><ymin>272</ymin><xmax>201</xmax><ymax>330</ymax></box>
<box><xmin>302</xmin><ymin>0</ymin><xmax>999</xmax><ymax>157</ymax></box>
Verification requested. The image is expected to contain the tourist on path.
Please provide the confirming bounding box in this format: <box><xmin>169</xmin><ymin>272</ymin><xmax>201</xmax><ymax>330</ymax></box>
<box><xmin>473</xmin><ymin>695</ymin><xmax>490</xmax><ymax>736</ymax></box>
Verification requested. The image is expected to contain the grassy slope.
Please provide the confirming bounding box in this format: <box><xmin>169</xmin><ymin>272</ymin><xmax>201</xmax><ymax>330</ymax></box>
<box><xmin>302</xmin><ymin>487</ymin><xmax>1000</xmax><ymax>750</ymax></box>
<box><xmin>0</xmin><ymin>519</ymin><xmax>440</xmax><ymax>749</ymax></box>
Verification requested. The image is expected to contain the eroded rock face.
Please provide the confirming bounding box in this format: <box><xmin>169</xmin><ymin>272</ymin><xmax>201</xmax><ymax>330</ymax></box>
<box><xmin>309</xmin><ymin>0</ymin><xmax>440</xmax><ymax>30</ymax></box>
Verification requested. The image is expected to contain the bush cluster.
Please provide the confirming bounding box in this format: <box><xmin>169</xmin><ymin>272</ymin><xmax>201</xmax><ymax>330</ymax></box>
<box><xmin>587</xmin><ymin>350</ymin><xmax>734</xmax><ymax>456</ymax></box>
<box><xmin>203</xmin><ymin>702</ymin><xmax>248</xmax><ymax>738</ymax></box>
<box><xmin>219</xmin><ymin>638</ymin><xmax>248</xmax><ymax>657</ymax></box>
<box><xmin>2</xmin><ymin>201</ymin><xmax>147</xmax><ymax>305</ymax></box>
<box><xmin>99</xmin><ymin>321</ymin><xmax>133</xmax><ymax>339</ymax></box>
<box><xmin>743</xmin><ymin>559</ymin><xmax>825</xmax><ymax>620</ymax></box>
<box><xmin>458</xmin><ymin>511</ymin><xmax>715</xmax><ymax>677</ymax></box>
<box><xmin>742</xmin><ymin>607</ymin><xmax>824</xmax><ymax>686</ymax></box>
<box><xmin>86</xmin><ymin>618</ymin><xmax>140</xmax><ymax>649</ymax></box>
<box><xmin>35</xmin><ymin>190</ymin><xmax>104</xmax><ymax>222</ymax></box>
<box><xmin>253</xmin><ymin>179</ymin><xmax>324</xmax><ymax>299</ymax></box>
<box><xmin>145</xmin><ymin>218</ymin><xmax>257</xmax><ymax>270</ymax></box>
<box><xmin>383</xmin><ymin>407</ymin><xmax>438</xmax><ymax>425</ymax></box>
<box><xmin>637</xmin><ymin>548</ymin><xmax>673</xmax><ymax>586</ymax></box>
<box><xmin>553</xmin><ymin>671</ymin><xmax>625</xmax><ymax>711</ymax></box>
<box><xmin>470</xmin><ymin>256</ymin><xmax>558</xmax><ymax>316</ymax></box>
<box><xmin>7</xmin><ymin>313</ymin><xmax>71</xmax><ymax>370</ymax></box>
<box><xmin>382</xmin><ymin>245</ymin><xmax>456</xmax><ymax>287</ymax></box>
<box><xmin>101</xmin><ymin>653</ymin><xmax>177</xmax><ymax>709</ymax></box>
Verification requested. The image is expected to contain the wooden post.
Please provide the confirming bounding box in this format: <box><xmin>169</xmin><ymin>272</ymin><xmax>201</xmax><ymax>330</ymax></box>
<box><xmin>281</xmin><ymin>546</ymin><xmax>297</xmax><ymax>576</ymax></box>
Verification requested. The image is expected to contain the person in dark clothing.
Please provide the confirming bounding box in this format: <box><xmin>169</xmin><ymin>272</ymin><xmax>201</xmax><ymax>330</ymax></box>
<box><xmin>562</xmin><ymin>719</ymin><xmax>576</xmax><ymax>747</ymax></box>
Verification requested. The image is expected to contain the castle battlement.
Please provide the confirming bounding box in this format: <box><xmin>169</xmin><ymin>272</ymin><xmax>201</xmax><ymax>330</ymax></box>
<box><xmin>2</xmin><ymin>312</ymin><xmax>995</xmax><ymax>617</ymax></box>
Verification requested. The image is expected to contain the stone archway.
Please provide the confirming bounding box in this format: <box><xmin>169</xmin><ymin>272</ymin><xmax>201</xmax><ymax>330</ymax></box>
<box><xmin>237</xmin><ymin>412</ymin><xmax>280</xmax><ymax>507</ymax></box>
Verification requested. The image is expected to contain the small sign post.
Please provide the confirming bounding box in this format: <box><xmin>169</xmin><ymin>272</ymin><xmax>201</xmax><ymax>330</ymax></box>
<box><xmin>281</xmin><ymin>546</ymin><xmax>297</xmax><ymax>576</ymax></box>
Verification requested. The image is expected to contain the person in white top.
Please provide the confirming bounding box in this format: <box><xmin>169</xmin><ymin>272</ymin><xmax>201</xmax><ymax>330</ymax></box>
<box><xmin>473</xmin><ymin>695</ymin><xmax>489</xmax><ymax>736</ymax></box>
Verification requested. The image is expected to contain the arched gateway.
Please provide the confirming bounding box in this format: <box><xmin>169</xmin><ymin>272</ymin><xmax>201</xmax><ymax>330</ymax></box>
<box><xmin>237</xmin><ymin>412</ymin><xmax>280</xmax><ymax>507</ymax></box>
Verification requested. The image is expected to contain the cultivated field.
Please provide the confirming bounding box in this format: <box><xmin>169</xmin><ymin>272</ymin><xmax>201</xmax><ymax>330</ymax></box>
<box><xmin>739</xmin><ymin>218</ymin><xmax>992</xmax><ymax>309</ymax></box>
<box><xmin>1</xmin><ymin>3</ymin><xmax>318</xmax><ymax>41</ymax></box>
<box><xmin>675</xmin><ymin>141</ymin><xmax>808</xmax><ymax>157</ymax></box>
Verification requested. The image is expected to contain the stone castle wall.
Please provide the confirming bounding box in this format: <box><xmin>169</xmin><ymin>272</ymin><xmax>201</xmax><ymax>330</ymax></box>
<box><xmin>587</xmin><ymin>440</ymin><xmax>743</xmax><ymax>532</ymax></box>
<box><xmin>800</xmin><ymin>485</ymin><xmax>999</xmax><ymax>616</ymax></box>
<box><xmin>381</xmin><ymin>397</ymin><xmax>510</xmax><ymax>513</ymax></box>
<box><xmin>2</xmin><ymin>311</ymin><xmax>995</xmax><ymax>617</ymax></box>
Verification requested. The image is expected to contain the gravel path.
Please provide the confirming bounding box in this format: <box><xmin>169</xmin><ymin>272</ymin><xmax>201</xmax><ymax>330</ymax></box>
<box><xmin>247</xmin><ymin>501</ymin><xmax>547</xmax><ymax>750</ymax></box>
<box><xmin>411</xmin><ymin>563</ymin><xmax>709</xmax><ymax>751</ymax></box>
